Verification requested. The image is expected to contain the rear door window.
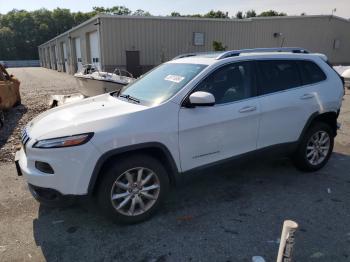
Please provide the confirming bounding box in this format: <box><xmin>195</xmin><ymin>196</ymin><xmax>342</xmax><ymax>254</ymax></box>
<box><xmin>257</xmin><ymin>60</ymin><xmax>302</xmax><ymax>95</ymax></box>
<box><xmin>298</xmin><ymin>60</ymin><xmax>327</xmax><ymax>85</ymax></box>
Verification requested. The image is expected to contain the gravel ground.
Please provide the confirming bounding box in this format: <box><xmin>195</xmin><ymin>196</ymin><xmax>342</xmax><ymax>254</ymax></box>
<box><xmin>0</xmin><ymin>68</ymin><xmax>350</xmax><ymax>262</ymax></box>
<box><xmin>0</xmin><ymin>67</ymin><xmax>76</xmax><ymax>162</ymax></box>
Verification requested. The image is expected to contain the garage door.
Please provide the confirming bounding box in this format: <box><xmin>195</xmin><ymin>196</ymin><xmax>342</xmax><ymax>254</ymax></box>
<box><xmin>51</xmin><ymin>46</ymin><xmax>57</xmax><ymax>70</ymax></box>
<box><xmin>55</xmin><ymin>45</ymin><xmax>59</xmax><ymax>71</ymax></box>
<box><xmin>74</xmin><ymin>38</ymin><xmax>83</xmax><ymax>72</ymax></box>
<box><xmin>89</xmin><ymin>31</ymin><xmax>101</xmax><ymax>70</ymax></box>
<box><xmin>62</xmin><ymin>42</ymin><xmax>68</xmax><ymax>73</ymax></box>
<box><xmin>46</xmin><ymin>47</ymin><xmax>51</xmax><ymax>69</ymax></box>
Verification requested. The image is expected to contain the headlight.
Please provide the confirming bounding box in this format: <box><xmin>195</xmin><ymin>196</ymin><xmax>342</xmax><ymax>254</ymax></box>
<box><xmin>33</xmin><ymin>133</ymin><xmax>94</xmax><ymax>149</ymax></box>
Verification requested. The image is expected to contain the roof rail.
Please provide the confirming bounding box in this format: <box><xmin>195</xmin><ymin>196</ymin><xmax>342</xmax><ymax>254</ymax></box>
<box><xmin>172</xmin><ymin>53</ymin><xmax>198</xmax><ymax>60</ymax></box>
<box><xmin>172</xmin><ymin>51</ymin><xmax>221</xmax><ymax>60</ymax></box>
<box><xmin>216</xmin><ymin>47</ymin><xmax>309</xmax><ymax>60</ymax></box>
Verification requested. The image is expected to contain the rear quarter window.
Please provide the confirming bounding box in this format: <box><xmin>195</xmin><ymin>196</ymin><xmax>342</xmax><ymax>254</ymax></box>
<box><xmin>298</xmin><ymin>60</ymin><xmax>327</xmax><ymax>85</ymax></box>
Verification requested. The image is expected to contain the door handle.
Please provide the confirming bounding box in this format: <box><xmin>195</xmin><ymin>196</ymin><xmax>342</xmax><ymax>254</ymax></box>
<box><xmin>300</xmin><ymin>93</ymin><xmax>314</xmax><ymax>100</ymax></box>
<box><xmin>239</xmin><ymin>106</ymin><xmax>257</xmax><ymax>113</ymax></box>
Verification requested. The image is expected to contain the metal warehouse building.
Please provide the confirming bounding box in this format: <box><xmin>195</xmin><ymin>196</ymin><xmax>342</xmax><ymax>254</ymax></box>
<box><xmin>38</xmin><ymin>14</ymin><xmax>350</xmax><ymax>76</ymax></box>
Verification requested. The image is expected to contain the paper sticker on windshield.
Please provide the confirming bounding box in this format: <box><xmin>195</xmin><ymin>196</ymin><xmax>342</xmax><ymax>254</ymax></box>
<box><xmin>165</xmin><ymin>75</ymin><xmax>185</xmax><ymax>83</ymax></box>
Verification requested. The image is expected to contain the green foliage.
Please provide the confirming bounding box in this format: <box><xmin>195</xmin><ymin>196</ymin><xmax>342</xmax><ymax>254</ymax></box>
<box><xmin>212</xmin><ymin>41</ymin><xmax>226</xmax><ymax>51</ymax></box>
<box><xmin>236</xmin><ymin>11</ymin><xmax>243</xmax><ymax>19</ymax></box>
<box><xmin>204</xmin><ymin>10</ymin><xmax>229</xmax><ymax>19</ymax></box>
<box><xmin>258</xmin><ymin>10</ymin><xmax>287</xmax><ymax>17</ymax></box>
<box><xmin>133</xmin><ymin>9</ymin><xmax>151</xmax><ymax>16</ymax></box>
<box><xmin>170</xmin><ymin>10</ymin><xmax>229</xmax><ymax>19</ymax></box>
<box><xmin>92</xmin><ymin>6</ymin><xmax>132</xmax><ymax>15</ymax></box>
<box><xmin>170</xmin><ymin>12</ymin><xmax>181</xmax><ymax>17</ymax></box>
<box><xmin>0</xmin><ymin>8</ymin><xmax>96</xmax><ymax>60</ymax></box>
<box><xmin>245</xmin><ymin>10</ymin><xmax>257</xmax><ymax>18</ymax></box>
<box><xmin>235</xmin><ymin>9</ymin><xmax>287</xmax><ymax>19</ymax></box>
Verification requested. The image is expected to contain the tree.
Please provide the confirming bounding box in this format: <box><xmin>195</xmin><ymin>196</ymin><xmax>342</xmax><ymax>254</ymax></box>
<box><xmin>74</xmin><ymin>11</ymin><xmax>95</xmax><ymax>24</ymax></box>
<box><xmin>236</xmin><ymin>11</ymin><xmax>243</xmax><ymax>19</ymax></box>
<box><xmin>52</xmin><ymin>8</ymin><xmax>75</xmax><ymax>34</ymax></box>
<box><xmin>258</xmin><ymin>10</ymin><xmax>287</xmax><ymax>17</ymax></box>
<box><xmin>245</xmin><ymin>10</ymin><xmax>257</xmax><ymax>18</ymax></box>
<box><xmin>204</xmin><ymin>10</ymin><xmax>229</xmax><ymax>19</ymax></box>
<box><xmin>0</xmin><ymin>27</ymin><xmax>15</xmax><ymax>59</ymax></box>
<box><xmin>92</xmin><ymin>6</ymin><xmax>131</xmax><ymax>15</ymax></box>
<box><xmin>133</xmin><ymin>9</ymin><xmax>151</xmax><ymax>16</ymax></box>
<box><xmin>170</xmin><ymin>12</ymin><xmax>181</xmax><ymax>17</ymax></box>
<box><xmin>0</xmin><ymin>8</ymin><xmax>94</xmax><ymax>60</ymax></box>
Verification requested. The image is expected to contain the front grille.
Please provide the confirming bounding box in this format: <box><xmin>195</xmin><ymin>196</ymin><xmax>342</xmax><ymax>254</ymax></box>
<box><xmin>21</xmin><ymin>128</ymin><xmax>30</xmax><ymax>148</ymax></box>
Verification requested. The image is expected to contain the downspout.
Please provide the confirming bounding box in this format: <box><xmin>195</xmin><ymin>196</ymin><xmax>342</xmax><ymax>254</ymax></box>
<box><xmin>68</xmin><ymin>33</ymin><xmax>73</xmax><ymax>74</ymax></box>
<box><xmin>95</xmin><ymin>16</ymin><xmax>103</xmax><ymax>71</ymax></box>
<box><xmin>56</xmin><ymin>38</ymin><xmax>60</xmax><ymax>72</ymax></box>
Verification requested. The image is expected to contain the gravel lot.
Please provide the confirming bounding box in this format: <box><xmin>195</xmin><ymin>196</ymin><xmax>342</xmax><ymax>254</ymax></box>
<box><xmin>0</xmin><ymin>67</ymin><xmax>76</xmax><ymax>162</ymax></box>
<box><xmin>0</xmin><ymin>68</ymin><xmax>350</xmax><ymax>262</ymax></box>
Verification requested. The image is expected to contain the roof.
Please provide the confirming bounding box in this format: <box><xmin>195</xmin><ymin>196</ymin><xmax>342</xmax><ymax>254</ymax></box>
<box><xmin>38</xmin><ymin>14</ymin><xmax>350</xmax><ymax>47</ymax></box>
<box><xmin>100</xmin><ymin>13</ymin><xmax>350</xmax><ymax>23</ymax></box>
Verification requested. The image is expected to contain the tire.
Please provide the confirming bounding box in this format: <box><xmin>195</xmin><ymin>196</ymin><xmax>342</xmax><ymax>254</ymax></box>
<box><xmin>293</xmin><ymin>122</ymin><xmax>334</xmax><ymax>172</ymax></box>
<box><xmin>97</xmin><ymin>155</ymin><xmax>169</xmax><ymax>224</ymax></box>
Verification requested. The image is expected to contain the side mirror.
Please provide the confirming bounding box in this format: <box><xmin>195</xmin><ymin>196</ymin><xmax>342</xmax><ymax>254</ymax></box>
<box><xmin>188</xmin><ymin>91</ymin><xmax>215</xmax><ymax>107</ymax></box>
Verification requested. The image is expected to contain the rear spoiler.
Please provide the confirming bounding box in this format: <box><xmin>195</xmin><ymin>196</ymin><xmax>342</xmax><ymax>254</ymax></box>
<box><xmin>314</xmin><ymin>53</ymin><xmax>328</xmax><ymax>62</ymax></box>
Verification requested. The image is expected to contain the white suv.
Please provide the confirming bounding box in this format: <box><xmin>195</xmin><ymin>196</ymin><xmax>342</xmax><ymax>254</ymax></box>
<box><xmin>16</xmin><ymin>48</ymin><xmax>344</xmax><ymax>223</ymax></box>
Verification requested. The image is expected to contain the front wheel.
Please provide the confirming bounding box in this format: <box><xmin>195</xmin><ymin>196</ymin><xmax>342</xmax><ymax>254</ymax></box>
<box><xmin>293</xmin><ymin>122</ymin><xmax>334</xmax><ymax>172</ymax></box>
<box><xmin>97</xmin><ymin>155</ymin><xmax>169</xmax><ymax>224</ymax></box>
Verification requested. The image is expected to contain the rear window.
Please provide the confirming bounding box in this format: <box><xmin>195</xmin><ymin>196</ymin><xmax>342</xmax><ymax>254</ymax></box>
<box><xmin>257</xmin><ymin>60</ymin><xmax>302</xmax><ymax>95</ymax></box>
<box><xmin>298</xmin><ymin>60</ymin><xmax>327</xmax><ymax>85</ymax></box>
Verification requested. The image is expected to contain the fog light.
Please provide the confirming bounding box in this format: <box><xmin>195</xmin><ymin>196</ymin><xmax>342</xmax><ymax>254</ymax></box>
<box><xmin>35</xmin><ymin>161</ymin><xmax>54</xmax><ymax>174</ymax></box>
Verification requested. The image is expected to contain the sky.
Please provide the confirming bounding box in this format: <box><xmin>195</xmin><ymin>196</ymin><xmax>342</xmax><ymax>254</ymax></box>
<box><xmin>0</xmin><ymin>0</ymin><xmax>349</xmax><ymax>18</ymax></box>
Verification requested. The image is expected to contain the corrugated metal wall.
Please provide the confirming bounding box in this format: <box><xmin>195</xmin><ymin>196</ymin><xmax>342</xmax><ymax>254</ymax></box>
<box><xmin>39</xmin><ymin>15</ymin><xmax>350</xmax><ymax>74</ymax></box>
<box><xmin>100</xmin><ymin>15</ymin><xmax>350</xmax><ymax>71</ymax></box>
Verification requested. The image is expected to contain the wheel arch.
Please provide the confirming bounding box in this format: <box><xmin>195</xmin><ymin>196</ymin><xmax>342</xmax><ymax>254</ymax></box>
<box><xmin>88</xmin><ymin>142</ymin><xmax>180</xmax><ymax>195</ymax></box>
<box><xmin>298</xmin><ymin>111</ymin><xmax>339</xmax><ymax>142</ymax></box>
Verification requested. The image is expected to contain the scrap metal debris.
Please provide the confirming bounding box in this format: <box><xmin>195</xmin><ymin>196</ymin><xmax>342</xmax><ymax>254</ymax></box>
<box><xmin>0</xmin><ymin>64</ymin><xmax>21</xmax><ymax>111</ymax></box>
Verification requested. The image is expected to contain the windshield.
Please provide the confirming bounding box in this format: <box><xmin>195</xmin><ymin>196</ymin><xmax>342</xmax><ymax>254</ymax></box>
<box><xmin>118</xmin><ymin>63</ymin><xmax>207</xmax><ymax>105</ymax></box>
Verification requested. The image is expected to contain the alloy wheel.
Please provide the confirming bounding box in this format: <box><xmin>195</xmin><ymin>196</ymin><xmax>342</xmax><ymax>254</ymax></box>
<box><xmin>305</xmin><ymin>131</ymin><xmax>330</xmax><ymax>166</ymax></box>
<box><xmin>110</xmin><ymin>167</ymin><xmax>160</xmax><ymax>216</ymax></box>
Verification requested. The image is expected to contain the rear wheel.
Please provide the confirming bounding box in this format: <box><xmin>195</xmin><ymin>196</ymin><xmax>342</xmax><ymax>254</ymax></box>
<box><xmin>97</xmin><ymin>155</ymin><xmax>169</xmax><ymax>224</ymax></box>
<box><xmin>293</xmin><ymin>122</ymin><xmax>334</xmax><ymax>172</ymax></box>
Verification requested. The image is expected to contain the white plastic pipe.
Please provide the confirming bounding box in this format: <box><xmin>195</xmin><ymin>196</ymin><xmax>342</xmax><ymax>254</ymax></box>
<box><xmin>276</xmin><ymin>220</ymin><xmax>299</xmax><ymax>262</ymax></box>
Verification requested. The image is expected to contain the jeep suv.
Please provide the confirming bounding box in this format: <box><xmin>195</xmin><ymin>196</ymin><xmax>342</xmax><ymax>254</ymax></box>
<box><xmin>15</xmin><ymin>48</ymin><xmax>344</xmax><ymax>223</ymax></box>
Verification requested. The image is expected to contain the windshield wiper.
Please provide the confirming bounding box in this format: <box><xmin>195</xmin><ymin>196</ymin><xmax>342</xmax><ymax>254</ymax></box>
<box><xmin>119</xmin><ymin>94</ymin><xmax>140</xmax><ymax>103</ymax></box>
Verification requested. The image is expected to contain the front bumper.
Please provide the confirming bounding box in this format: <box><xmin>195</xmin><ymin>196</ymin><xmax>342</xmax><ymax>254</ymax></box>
<box><xmin>16</xmin><ymin>142</ymin><xmax>100</xmax><ymax>195</ymax></box>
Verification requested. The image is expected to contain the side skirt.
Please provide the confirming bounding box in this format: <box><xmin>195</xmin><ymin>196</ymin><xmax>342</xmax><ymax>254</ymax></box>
<box><xmin>181</xmin><ymin>142</ymin><xmax>298</xmax><ymax>176</ymax></box>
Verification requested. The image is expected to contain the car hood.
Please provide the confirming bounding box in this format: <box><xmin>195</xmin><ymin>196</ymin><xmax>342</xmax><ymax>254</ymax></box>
<box><xmin>27</xmin><ymin>93</ymin><xmax>147</xmax><ymax>139</ymax></box>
